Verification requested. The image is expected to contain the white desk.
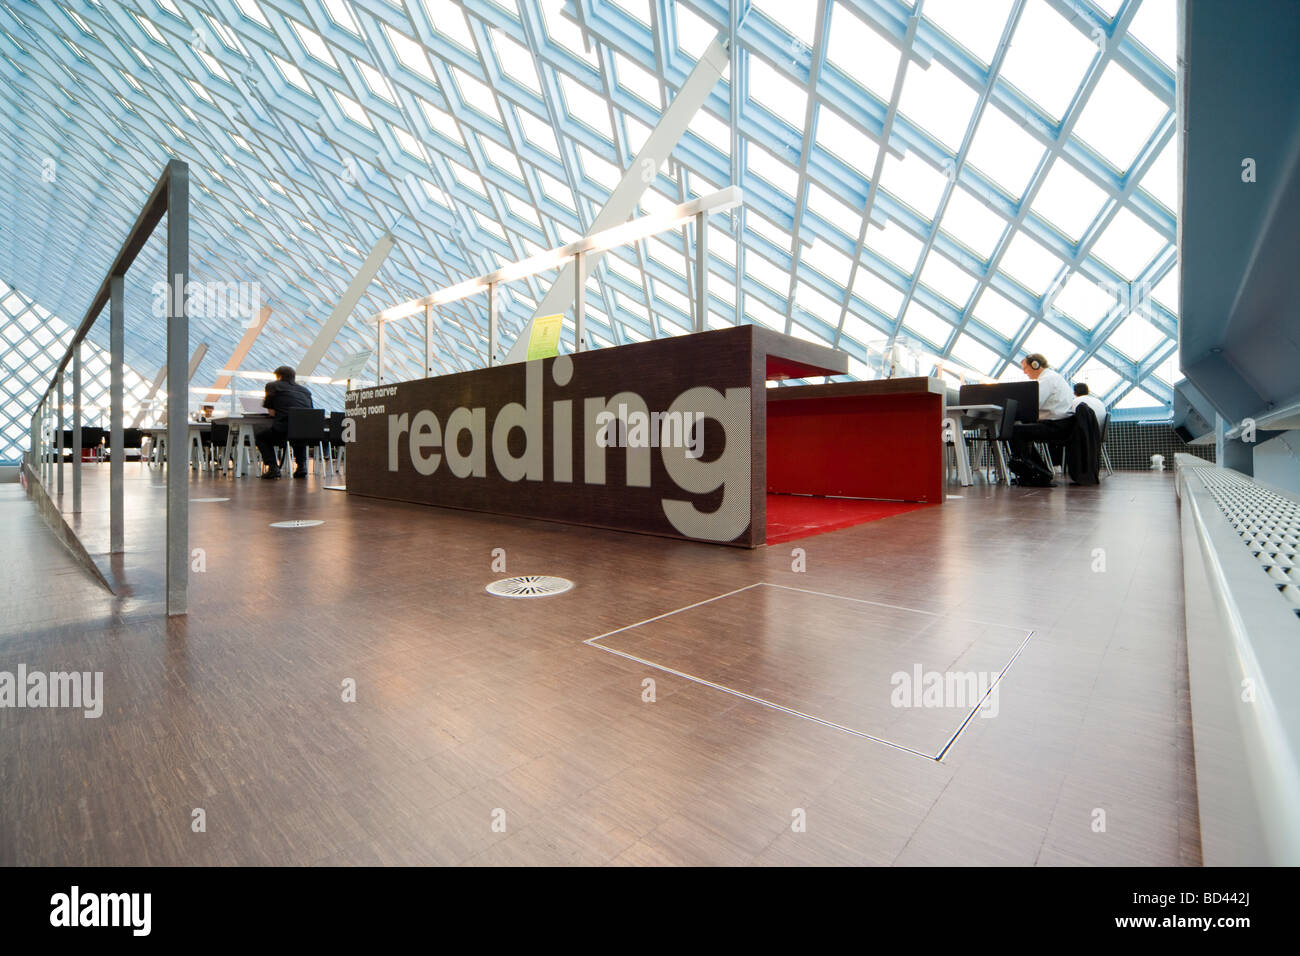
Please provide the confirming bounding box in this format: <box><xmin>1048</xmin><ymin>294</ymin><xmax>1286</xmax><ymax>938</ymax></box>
<box><xmin>212</xmin><ymin>415</ymin><xmax>273</xmax><ymax>477</ymax></box>
<box><xmin>944</xmin><ymin>403</ymin><xmax>1010</xmax><ymax>486</ymax></box>
<box><xmin>142</xmin><ymin>422</ymin><xmax>211</xmax><ymax>469</ymax></box>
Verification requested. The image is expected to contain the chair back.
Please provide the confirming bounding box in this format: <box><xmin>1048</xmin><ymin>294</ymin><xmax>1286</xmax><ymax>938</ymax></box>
<box><xmin>996</xmin><ymin>398</ymin><xmax>1019</xmax><ymax>441</ymax></box>
<box><xmin>327</xmin><ymin>412</ymin><xmax>345</xmax><ymax>443</ymax></box>
<box><xmin>80</xmin><ymin>426</ymin><xmax>104</xmax><ymax>448</ymax></box>
<box><xmin>209</xmin><ymin>423</ymin><xmax>229</xmax><ymax>446</ymax></box>
<box><xmin>286</xmin><ymin>408</ymin><xmax>326</xmax><ymax>442</ymax></box>
<box><xmin>121</xmin><ymin>427</ymin><xmax>144</xmax><ymax>449</ymax></box>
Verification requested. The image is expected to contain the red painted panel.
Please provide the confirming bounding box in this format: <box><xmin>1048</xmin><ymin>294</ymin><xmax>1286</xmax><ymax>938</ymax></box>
<box><xmin>766</xmin><ymin>355</ymin><xmax>841</xmax><ymax>381</ymax></box>
<box><xmin>766</xmin><ymin>393</ymin><xmax>943</xmax><ymax>503</ymax></box>
<box><xmin>765</xmin><ymin>494</ymin><xmax>932</xmax><ymax>544</ymax></box>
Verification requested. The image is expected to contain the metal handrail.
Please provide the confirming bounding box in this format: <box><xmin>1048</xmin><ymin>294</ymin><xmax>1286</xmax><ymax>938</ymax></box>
<box><xmin>24</xmin><ymin>160</ymin><xmax>191</xmax><ymax>616</ymax></box>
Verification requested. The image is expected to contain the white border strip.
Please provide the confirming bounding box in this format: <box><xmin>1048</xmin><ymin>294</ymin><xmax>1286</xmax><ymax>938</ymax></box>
<box><xmin>585</xmin><ymin>581</ymin><xmax>1035</xmax><ymax>761</ymax></box>
<box><xmin>933</xmin><ymin>626</ymin><xmax>1036</xmax><ymax>761</ymax></box>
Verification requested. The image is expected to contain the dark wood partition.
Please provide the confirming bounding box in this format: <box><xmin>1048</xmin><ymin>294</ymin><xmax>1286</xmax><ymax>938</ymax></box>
<box><xmin>345</xmin><ymin>326</ymin><xmax>846</xmax><ymax>547</ymax></box>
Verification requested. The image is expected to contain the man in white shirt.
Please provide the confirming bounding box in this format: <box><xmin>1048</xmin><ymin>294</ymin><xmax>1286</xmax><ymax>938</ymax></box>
<box><xmin>1072</xmin><ymin>383</ymin><xmax>1108</xmax><ymax>427</ymax></box>
<box><xmin>1010</xmin><ymin>353</ymin><xmax>1076</xmax><ymax>476</ymax></box>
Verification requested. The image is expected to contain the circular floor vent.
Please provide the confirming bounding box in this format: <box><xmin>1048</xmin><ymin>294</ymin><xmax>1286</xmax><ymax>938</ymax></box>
<box><xmin>269</xmin><ymin>519</ymin><xmax>324</xmax><ymax>528</ymax></box>
<box><xmin>485</xmin><ymin>575</ymin><xmax>574</xmax><ymax>598</ymax></box>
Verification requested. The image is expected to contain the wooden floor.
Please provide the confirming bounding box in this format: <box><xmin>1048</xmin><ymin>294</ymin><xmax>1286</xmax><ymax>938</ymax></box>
<box><xmin>0</xmin><ymin>463</ymin><xmax>1201</xmax><ymax>866</ymax></box>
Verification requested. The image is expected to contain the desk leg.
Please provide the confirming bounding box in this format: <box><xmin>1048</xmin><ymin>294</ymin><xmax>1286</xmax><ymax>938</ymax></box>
<box><xmin>237</xmin><ymin>426</ymin><xmax>254</xmax><ymax>477</ymax></box>
<box><xmin>992</xmin><ymin>433</ymin><xmax>1010</xmax><ymax>485</ymax></box>
<box><xmin>946</xmin><ymin>413</ymin><xmax>974</xmax><ymax>487</ymax></box>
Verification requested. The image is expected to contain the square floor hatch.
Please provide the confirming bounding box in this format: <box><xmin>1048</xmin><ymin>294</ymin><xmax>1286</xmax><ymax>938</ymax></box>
<box><xmin>587</xmin><ymin>583</ymin><xmax>1033</xmax><ymax>759</ymax></box>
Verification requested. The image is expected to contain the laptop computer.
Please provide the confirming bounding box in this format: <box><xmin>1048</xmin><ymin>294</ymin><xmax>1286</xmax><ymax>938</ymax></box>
<box><xmin>958</xmin><ymin>381</ymin><xmax>1039</xmax><ymax>424</ymax></box>
<box><xmin>239</xmin><ymin>396</ymin><xmax>266</xmax><ymax>415</ymax></box>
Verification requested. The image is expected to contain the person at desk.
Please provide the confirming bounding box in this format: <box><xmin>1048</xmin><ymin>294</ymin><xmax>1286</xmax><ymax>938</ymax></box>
<box><xmin>1072</xmin><ymin>383</ymin><xmax>1108</xmax><ymax>426</ymax></box>
<box><xmin>192</xmin><ymin>404</ymin><xmax>215</xmax><ymax>423</ymax></box>
<box><xmin>1009</xmin><ymin>352</ymin><xmax>1075</xmax><ymax>472</ymax></box>
<box><xmin>254</xmin><ymin>365</ymin><xmax>314</xmax><ymax>479</ymax></box>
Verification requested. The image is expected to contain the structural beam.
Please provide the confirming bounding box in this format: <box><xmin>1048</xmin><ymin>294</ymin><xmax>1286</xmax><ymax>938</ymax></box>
<box><xmin>133</xmin><ymin>364</ymin><xmax>168</xmax><ymax>428</ymax></box>
<box><xmin>297</xmin><ymin>232</ymin><xmax>396</xmax><ymax>376</ymax></box>
<box><xmin>132</xmin><ymin>343</ymin><xmax>209</xmax><ymax>426</ymax></box>
<box><xmin>503</xmin><ymin>34</ymin><xmax>732</xmax><ymax>363</ymax></box>
<box><xmin>206</xmin><ymin>305</ymin><xmax>271</xmax><ymax>405</ymax></box>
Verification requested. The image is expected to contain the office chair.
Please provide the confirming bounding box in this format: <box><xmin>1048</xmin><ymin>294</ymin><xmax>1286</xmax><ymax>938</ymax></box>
<box><xmin>208</xmin><ymin>422</ymin><xmax>231</xmax><ymax>474</ymax></box>
<box><xmin>285</xmin><ymin>408</ymin><xmax>329</xmax><ymax>476</ymax></box>
<box><xmin>121</xmin><ymin>428</ymin><xmax>144</xmax><ymax>463</ymax></box>
<box><xmin>80</xmin><ymin>427</ymin><xmax>105</xmax><ymax>463</ymax></box>
<box><xmin>1098</xmin><ymin>417</ymin><xmax>1114</xmax><ymax>476</ymax></box>
<box><xmin>969</xmin><ymin>398</ymin><xmax>1018</xmax><ymax>485</ymax></box>
<box><xmin>946</xmin><ymin>399</ymin><xmax>1019</xmax><ymax>485</ymax></box>
<box><xmin>188</xmin><ymin>429</ymin><xmax>206</xmax><ymax>471</ymax></box>
<box><xmin>326</xmin><ymin>412</ymin><xmax>346</xmax><ymax>474</ymax></box>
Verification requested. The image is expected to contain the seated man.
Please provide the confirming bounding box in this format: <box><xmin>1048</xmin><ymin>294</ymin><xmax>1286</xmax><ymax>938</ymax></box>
<box><xmin>254</xmin><ymin>365</ymin><xmax>314</xmax><ymax>479</ymax></box>
<box><xmin>1010</xmin><ymin>352</ymin><xmax>1075</xmax><ymax>473</ymax></box>
<box><xmin>1072</xmin><ymin>382</ymin><xmax>1108</xmax><ymax>427</ymax></box>
<box><xmin>195</xmin><ymin>404</ymin><xmax>217</xmax><ymax>459</ymax></box>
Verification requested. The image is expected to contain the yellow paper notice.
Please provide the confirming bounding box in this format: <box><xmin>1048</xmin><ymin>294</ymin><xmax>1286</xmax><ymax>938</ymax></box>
<box><xmin>526</xmin><ymin>314</ymin><xmax>564</xmax><ymax>360</ymax></box>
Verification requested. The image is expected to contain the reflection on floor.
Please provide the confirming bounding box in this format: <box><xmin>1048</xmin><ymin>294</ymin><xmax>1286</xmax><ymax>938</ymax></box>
<box><xmin>765</xmin><ymin>493</ymin><xmax>932</xmax><ymax>544</ymax></box>
<box><xmin>0</xmin><ymin>464</ymin><xmax>1201</xmax><ymax>866</ymax></box>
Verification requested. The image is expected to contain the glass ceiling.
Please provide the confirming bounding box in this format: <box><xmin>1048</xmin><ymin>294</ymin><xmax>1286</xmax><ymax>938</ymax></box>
<box><xmin>0</xmin><ymin>0</ymin><xmax>1179</xmax><ymax>461</ymax></box>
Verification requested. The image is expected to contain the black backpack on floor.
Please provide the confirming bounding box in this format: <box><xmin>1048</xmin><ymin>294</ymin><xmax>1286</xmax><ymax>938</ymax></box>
<box><xmin>1008</xmin><ymin>455</ymin><xmax>1056</xmax><ymax>487</ymax></box>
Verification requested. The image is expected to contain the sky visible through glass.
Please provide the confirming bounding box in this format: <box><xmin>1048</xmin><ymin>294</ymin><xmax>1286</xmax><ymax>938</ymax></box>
<box><xmin>0</xmin><ymin>0</ymin><xmax>1180</xmax><ymax>460</ymax></box>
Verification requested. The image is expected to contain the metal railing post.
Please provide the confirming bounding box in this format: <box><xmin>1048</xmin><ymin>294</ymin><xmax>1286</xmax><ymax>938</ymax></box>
<box><xmin>424</xmin><ymin>304</ymin><xmax>433</xmax><ymax>377</ymax></box>
<box><xmin>574</xmin><ymin>252</ymin><xmax>586</xmax><ymax>352</ymax></box>
<box><xmin>56</xmin><ymin>373</ymin><xmax>64</xmax><ymax>495</ymax></box>
<box><xmin>72</xmin><ymin>345</ymin><xmax>82</xmax><ymax>513</ymax></box>
<box><xmin>488</xmin><ymin>282</ymin><xmax>498</xmax><ymax>366</ymax></box>
<box><xmin>38</xmin><ymin>400</ymin><xmax>46</xmax><ymax>484</ymax></box>
<box><xmin>165</xmin><ymin>162</ymin><xmax>189</xmax><ymax>616</ymax></box>
<box><xmin>694</xmin><ymin>211</ymin><xmax>708</xmax><ymax>332</ymax></box>
<box><xmin>110</xmin><ymin>273</ymin><xmax>125</xmax><ymax>553</ymax></box>
<box><xmin>37</xmin><ymin>400</ymin><xmax>44</xmax><ymax>483</ymax></box>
